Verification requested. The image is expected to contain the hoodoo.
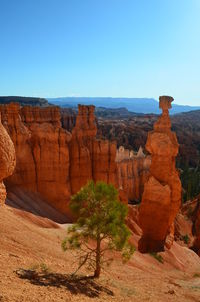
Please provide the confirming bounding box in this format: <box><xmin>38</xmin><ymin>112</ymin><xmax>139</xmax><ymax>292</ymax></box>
<box><xmin>138</xmin><ymin>96</ymin><xmax>182</xmax><ymax>252</ymax></box>
<box><xmin>69</xmin><ymin>104</ymin><xmax>118</xmax><ymax>194</ymax></box>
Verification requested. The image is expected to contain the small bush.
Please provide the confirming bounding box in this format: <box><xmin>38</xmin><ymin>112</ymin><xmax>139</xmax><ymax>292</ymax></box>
<box><xmin>149</xmin><ymin>252</ymin><xmax>164</xmax><ymax>263</ymax></box>
<box><xmin>182</xmin><ymin>234</ymin><xmax>190</xmax><ymax>244</ymax></box>
<box><xmin>28</xmin><ymin>263</ymin><xmax>50</xmax><ymax>273</ymax></box>
<box><xmin>40</xmin><ymin>263</ymin><xmax>50</xmax><ymax>273</ymax></box>
<box><xmin>193</xmin><ymin>273</ymin><xmax>200</xmax><ymax>278</ymax></box>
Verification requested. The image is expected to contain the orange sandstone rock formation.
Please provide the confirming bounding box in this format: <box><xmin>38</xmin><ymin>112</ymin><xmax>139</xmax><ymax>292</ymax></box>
<box><xmin>1</xmin><ymin>103</ymin><xmax>119</xmax><ymax>218</ymax></box>
<box><xmin>138</xmin><ymin>96</ymin><xmax>182</xmax><ymax>252</ymax></box>
<box><xmin>0</xmin><ymin>111</ymin><xmax>16</xmax><ymax>205</ymax></box>
<box><xmin>194</xmin><ymin>208</ymin><xmax>200</xmax><ymax>256</ymax></box>
<box><xmin>1</xmin><ymin>103</ymin><xmax>72</xmax><ymax>216</ymax></box>
<box><xmin>0</xmin><ymin>102</ymin><xmax>152</xmax><ymax>221</ymax></box>
<box><xmin>116</xmin><ymin>146</ymin><xmax>151</xmax><ymax>203</ymax></box>
<box><xmin>69</xmin><ymin>104</ymin><xmax>118</xmax><ymax>194</ymax></box>
<box><xmin>69</xmin><ymin>105</ymin><xmax>97</xmax><ymax>193</ymax></box>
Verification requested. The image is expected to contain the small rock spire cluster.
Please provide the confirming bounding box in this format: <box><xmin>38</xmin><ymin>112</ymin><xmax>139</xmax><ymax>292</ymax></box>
<box><xmin>138</xmin><ymin>96</ymin><xmax>181</xmax><ymax>252</ymax></box>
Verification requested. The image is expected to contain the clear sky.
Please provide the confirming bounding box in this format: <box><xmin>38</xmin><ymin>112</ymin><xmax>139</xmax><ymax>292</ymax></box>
<box><xmin>0</xmin><ymin>0</ymin><xmax>200</xmax><ymax>105</ymax></box>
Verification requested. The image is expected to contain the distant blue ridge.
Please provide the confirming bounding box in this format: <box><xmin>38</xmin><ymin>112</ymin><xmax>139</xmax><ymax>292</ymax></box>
<box><xmin>47</xmin><ymin>97</ymin><xmax>200</xmax><ymax>115</ymax></box>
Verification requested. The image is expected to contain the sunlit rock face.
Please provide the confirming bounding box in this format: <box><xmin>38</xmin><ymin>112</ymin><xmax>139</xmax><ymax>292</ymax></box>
<box><xmin>0</xmin><ymin>103</ymin><xmax>72</xmax><ymax>215</ymax></box>
<box><xmin>0</xmin><ymin>103</ymin><xmax>118</xmax><ymax>217</ymax></box>
<box><xmin>0</xmin><ymin>110</ymin><xmax>16</xmax><ymax>205</ymax></box>
<box><xmin>1</xmin><ymin>102</ymin><xmax>164</xmax><ymax>224</ymax></box>
<box><xmin>69</xmin><ymin>104</ymin><xmax>118</xmax><ymax>194</ymax></box>
<box><xmin>193</xmin><ymin>202</ymin><xmax>200</xmax><ymax>256</ymax></box>
<box><xmin>138</xmin><ymin>96</ymin><xmax>182</xmax><ymax>253</ymax></box>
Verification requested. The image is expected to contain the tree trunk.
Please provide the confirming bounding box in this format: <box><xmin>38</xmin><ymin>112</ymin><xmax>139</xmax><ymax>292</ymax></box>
<box><xmin>94</xmin><ymin>237</ymin><xmax>101</xmax><ymax>278</ymax></box>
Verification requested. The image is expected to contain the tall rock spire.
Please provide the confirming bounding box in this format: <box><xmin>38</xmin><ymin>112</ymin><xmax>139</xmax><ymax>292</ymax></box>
<box><xmin>138</xmin><ymin>96</ymin><xmax>181</xmax><ymax>252</ymax></box>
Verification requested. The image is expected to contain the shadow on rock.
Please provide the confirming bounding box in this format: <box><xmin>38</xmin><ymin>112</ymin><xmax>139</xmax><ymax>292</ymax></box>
<box><xmin>15</xmin><ymin>269</ymin><xmax>114</xmax><ymax>298</ymax></box>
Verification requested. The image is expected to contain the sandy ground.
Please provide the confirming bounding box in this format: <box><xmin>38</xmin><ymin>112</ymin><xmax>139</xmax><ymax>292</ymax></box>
<box><xmin>0</xmin><ymin>205</ymin><xmax>200</xmax><ymax>302</ymax></box>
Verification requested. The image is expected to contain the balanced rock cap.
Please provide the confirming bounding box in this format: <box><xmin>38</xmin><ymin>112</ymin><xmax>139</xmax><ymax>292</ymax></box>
<box><xmin>159</xmin><ymin>95</ymin><xmax>174</xmax><ymax>111</ymax></box>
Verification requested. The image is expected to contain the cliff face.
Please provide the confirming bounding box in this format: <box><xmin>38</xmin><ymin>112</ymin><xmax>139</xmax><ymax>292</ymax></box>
<box><xmin>0</xmin><ymin>103</ymin><xmax>120</xmax><ymax>218</ymax></box>
<box><xmin>60</xmin><ymin>108</ymin><xmax>76</xmax><ymax>132</ymax></box>
<box><xmin>194</xmin><ymin>208</ymin><xmax>200</xmax><ymax>256</ymax></box>
<box><xmin>0</xmin><ymin>110</ymin><xmax>16</xmax><ymax>205</ymax></box>
<box><xmin>1</xmin><ymin>103</ymin><xmax>72</xmax><ymax>216</ymax></box>
<box><xmin>138</xmin><ymin>96</ymin><xmax>182</xmax><ymax>253</ymax></box>
<box><xmin>116</xmin><ymin>146</ymin><xmax>151</xmax><ymax>203</ymax></box>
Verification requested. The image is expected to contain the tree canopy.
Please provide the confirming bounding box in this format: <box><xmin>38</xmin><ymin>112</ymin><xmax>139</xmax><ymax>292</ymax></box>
<box><xmin>62</xmin><ymin>180</ymin><xmax>134</xmax><ymax>278</ymax></box>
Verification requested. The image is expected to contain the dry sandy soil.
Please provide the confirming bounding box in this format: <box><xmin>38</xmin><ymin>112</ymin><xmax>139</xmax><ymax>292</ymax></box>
<box><xmin>1</xmin><ymin>205</ymin><xmax>200</xmax><ymax>302</ymax></box>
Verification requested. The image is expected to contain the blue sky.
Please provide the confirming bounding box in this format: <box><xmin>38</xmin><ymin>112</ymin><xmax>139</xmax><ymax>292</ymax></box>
<box><xmin>0</xmin><ymin>0</ymin><xmax>200</xmax><ymax>105</ymax></box>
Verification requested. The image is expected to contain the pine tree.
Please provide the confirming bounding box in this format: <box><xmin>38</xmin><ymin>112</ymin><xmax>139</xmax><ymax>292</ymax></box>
<box><xmin>62</xmin><ymin>180</ymin><xmax>134</xmax><ymax>278</ymax></box>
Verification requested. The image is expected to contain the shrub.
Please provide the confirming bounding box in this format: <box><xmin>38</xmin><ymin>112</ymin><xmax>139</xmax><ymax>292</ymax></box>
<box><xmin>182</xmin><ymin>234</ymin><xmax>190</xmax><ymax>244</ymax></box>
<box><xmin>149</xmin><ymin>252</ymin><xmax>164</xmax><ymax>263</ymax></box>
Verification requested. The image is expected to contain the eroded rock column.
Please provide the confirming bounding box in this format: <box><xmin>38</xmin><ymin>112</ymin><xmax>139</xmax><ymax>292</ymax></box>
<box><xmin>138</xmin><ymin>96</ymin><xmax>181</xmax><ymax>252</ymax></box>
<box><xmin>69</xmin><ymin>104</ymin><xmax>118</xmax><ymax>194</ymax></box>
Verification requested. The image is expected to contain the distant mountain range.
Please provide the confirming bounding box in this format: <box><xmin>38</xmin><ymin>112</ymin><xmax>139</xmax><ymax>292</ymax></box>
<box><xmin>47</xmin><ymin>97</ymin><xmax>200</xmax><ymax>114</ymax></box>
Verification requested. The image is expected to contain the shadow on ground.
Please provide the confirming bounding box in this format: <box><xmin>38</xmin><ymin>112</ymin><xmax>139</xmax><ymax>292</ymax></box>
<box><xmin>15</xmin><ymin>269</ymin><xmax>114</xmax><ymax>298</ymax></box>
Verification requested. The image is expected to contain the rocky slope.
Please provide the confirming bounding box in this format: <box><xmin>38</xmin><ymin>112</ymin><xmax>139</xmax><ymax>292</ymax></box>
<box><xmin>179</xmin><ymin>196</ymin><xmax>200</xmax><ymax>256</ymax></box>
<box><xmin>1</xmin><ymin>205</ymin><xmax>200</xmax><ymax>302</ymax></box>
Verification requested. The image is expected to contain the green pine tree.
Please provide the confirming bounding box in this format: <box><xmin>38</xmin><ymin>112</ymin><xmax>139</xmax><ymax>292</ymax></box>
<box><xmin>62</xmin><ymin>180</ymin><xmax>134</xmax><ymax>278</ymax></box>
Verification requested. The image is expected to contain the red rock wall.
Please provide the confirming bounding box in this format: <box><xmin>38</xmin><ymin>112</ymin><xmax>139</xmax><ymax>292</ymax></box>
<box><xmin>0</xmin><ymin>108</ymin><xmax>16</xmax><ymax>205</ymax></box>
<box><xmin>180</xmin><ymin>198</ymin><xmax>200</xmax><ymax>256</ymax></box>
<box><xmin>0</xmin><ymin>103</ymin><xmax>72</xmax><ymax>216</ymax></box>
<box><xmin>194</xmin><ymin>208</ymin><xmax>200</xmax><ymax>256</ymax></box>
<box><xmin>0</xmin><ymin>103</ymin><xmax>119</xmax><ymax>217</ymax></box>
<box><xmin>117</xmin><ymin>154</ymin><xmax>151</xmax><ymax>203</ymax></box>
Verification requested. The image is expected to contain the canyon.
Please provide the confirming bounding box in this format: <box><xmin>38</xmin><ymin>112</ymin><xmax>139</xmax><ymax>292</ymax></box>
<box><xmin>0</xmin><ymin>98</ymin><xmax>200</xmax><ymax>257</ymax></box>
